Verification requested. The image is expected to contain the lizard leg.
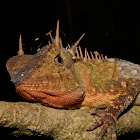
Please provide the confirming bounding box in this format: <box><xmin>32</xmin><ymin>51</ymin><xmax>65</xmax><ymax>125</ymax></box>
<box><xmin>87</xmin><ymin>78</ymin><xmax>140</xmax><ymax>140</ymax></box>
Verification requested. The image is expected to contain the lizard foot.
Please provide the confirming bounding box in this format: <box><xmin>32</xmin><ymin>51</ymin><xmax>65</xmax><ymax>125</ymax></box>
<box><xmin>87</xmin><ymin>109</ymin><xmax>117</xmax><ymax>140</ymax></box>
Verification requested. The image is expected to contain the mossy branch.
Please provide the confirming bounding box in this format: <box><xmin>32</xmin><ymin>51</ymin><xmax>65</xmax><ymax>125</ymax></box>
<box><xmin>0</xmin><ymin>101</ymin><xmax>140</xmax><ymax>140</ymax></box>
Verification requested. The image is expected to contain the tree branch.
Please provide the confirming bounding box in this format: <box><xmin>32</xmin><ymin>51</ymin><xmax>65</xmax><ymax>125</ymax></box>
<box><xmin>0</xmin><ymin>101</ymin><xmax>140</xmax><ymax>140</ymax></box>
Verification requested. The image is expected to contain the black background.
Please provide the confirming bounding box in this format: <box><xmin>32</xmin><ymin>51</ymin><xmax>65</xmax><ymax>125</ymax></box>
<box><xmin>0</xmin><ymin>0</ymin><xmax>140</xmax><ymax>139</ymax></box>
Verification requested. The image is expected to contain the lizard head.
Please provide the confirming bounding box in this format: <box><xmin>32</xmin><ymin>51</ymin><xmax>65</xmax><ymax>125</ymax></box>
<box><xmin>6</xmin><ymin>20</ymin><xmax>85</xmax><ymax>86</ymax></box>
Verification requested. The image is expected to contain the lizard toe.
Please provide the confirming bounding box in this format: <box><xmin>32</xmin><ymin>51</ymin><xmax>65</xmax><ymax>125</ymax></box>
<box><xmin>107</xmin><ymin>126</ymin><xmax>116</xmax><ymax>140</ymax></box>
<box><xmin>87</xmin><ymin>118</ymin><xmax>103</xmax><ymax>131</ymax></box>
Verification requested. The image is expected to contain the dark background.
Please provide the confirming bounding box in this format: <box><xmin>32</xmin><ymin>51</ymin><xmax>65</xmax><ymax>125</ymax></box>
<box><xmin>0</xmin><ymin>0</ymin><xmax>140</xmax><ymax>139</ymax></box>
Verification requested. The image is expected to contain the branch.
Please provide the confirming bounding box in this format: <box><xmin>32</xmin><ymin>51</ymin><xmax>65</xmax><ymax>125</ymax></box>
<box><xmin>0</xmin><ymin>101</ymin><xmax>140</xmax><ymax>140</ymax></box>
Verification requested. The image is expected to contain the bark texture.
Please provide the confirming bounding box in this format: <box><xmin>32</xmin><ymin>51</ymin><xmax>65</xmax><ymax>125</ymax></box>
<box><xmin>0</xmin><ymin>101</ymin><xmax>140</xmax><ymax>140</ymax></box>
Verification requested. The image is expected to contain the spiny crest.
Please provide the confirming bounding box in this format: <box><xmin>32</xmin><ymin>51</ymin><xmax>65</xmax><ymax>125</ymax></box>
<box><xmin>17</xmin><ymin>20</ymin><xmax>106</xmax><ymax>62</ymax></box>
<box><xmin>58</xmin><ymin>30</ymin><xmax>105</xmax><ymax>62</ymax></box>
<box><xmin>67</xmin><ymin>44</ymin><xmax>106</xmax><ymax>62</ymax></box>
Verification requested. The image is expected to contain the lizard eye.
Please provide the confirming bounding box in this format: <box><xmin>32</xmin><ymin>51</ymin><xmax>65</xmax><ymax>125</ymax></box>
<box><xmin>54</xmin><ymin>55</ymin><xmax>63</xmax><ymax>63</ymax></box>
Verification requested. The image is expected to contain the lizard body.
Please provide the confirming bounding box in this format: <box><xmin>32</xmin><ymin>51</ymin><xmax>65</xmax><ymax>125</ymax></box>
<box><xmin>6</xmin><ymin>21</ymin><xmax>140</xmax><ymax>140</ymax></box>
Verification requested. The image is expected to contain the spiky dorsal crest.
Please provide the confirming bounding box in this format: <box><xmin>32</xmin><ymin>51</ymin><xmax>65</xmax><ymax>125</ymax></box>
<box><xmin>73</xmin><ymin>46</ymin><xmax>105</xmax><ymax>62</ymax></box>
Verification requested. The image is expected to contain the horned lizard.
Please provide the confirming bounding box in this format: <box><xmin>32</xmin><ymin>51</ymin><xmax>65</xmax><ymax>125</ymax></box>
<box><xmin>6</xmin><ymin>21</ymin><xmax>140</xmax><ymax>140</ymax></box>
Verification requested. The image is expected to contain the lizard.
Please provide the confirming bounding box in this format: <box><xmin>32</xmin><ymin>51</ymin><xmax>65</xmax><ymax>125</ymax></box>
<box><xmin>6</xmin><ymin>21</ymin><xmax>140</xmax><ymax>140</ymax></box>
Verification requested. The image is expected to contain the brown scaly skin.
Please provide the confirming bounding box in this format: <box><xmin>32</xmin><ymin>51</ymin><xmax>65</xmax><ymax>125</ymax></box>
<box><xmin>6</xmin><ymin>21</ymin><xmax>140</xmax><ymax>140</ymax></box>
